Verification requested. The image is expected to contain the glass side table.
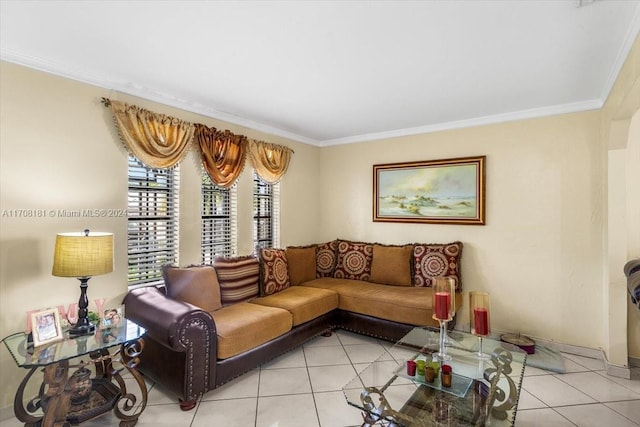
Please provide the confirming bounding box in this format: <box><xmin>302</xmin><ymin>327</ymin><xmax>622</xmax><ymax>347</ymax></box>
<box><xmin>2</xmin><ymin>317</ymin><xmax>147</xmax><ymax>427</ymax></box>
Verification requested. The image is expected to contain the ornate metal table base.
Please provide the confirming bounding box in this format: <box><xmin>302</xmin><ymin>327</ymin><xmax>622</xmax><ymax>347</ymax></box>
<box><xmin>13</xmin><ymin>338</ymin><xmax>147</xmax><ymax>427</ymax></box>
<box><xmin>358</xmin><ymin>348</ymin><xmax>519</xmax><ymax>427</ymax></box>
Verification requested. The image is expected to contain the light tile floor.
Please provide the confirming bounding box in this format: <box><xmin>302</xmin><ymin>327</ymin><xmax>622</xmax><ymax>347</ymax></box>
<box><xmin>1</xmin><ymin>330</ymin><xmax>639</xmax><ymax>426</ymax></box>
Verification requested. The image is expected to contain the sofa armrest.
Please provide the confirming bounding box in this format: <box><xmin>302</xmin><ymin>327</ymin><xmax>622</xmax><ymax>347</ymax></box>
<box><xmin>123</xmin><ymin>287</ymin><xmax>218</xmax><ymax>402</ymax></box>
<box><xmin>123</xmin><ymin>287</ymin><xmax>217</xmax><ymax>352</ymax></box>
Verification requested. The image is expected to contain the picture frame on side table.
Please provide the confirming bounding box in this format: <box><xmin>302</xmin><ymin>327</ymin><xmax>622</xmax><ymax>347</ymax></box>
<box><xmin>101</xmin><ymin>306</ymin><xmax>123</xmax><ymax>328</ymax></box>
<box><xmin>30</xmin><ymin>308</ymin><xmax>64</xmax><ymax>347</ymax></box>
<box><xmin>373</xmin><ymin>156</ymin><xmax>486</xmax><ymax>225</ymax></box>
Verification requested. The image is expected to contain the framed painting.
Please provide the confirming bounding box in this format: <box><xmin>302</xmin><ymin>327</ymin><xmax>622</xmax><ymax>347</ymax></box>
<box><xmin>373</xmin><ymin>156</ymin><xmax>486</xmax><ymax>225</ymax></box>
<box><xmin>30</xmin><ymin>308</ymin><xmax>64</xmax><ymax>347</ymax></box>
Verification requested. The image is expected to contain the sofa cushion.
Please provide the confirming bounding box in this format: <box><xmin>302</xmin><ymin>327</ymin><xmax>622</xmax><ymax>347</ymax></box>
<box><xmin>413</xmin><ymin>242</ymin><xmax>463</xmax><ymax>291</ymax></box>
<box><xmin>251</xmin><ymin>286</ymin><xmax>339</xmax><ymax>326</ymax></box>
<box><xmin>210</xmin><ymin>302</ymin><xmax>292</xmax><ymax>359</ymax></box>
<box><xmin>162</xmin><ymin>265</ymin><xmax>222</xmax><ymax>313</ymax></box>
<box><xmin>213</xmin><ymin>256</ymin><xmax>260</xmax><ymax>305</ymax></box>
<box><xmin>302</xmin><ymin>278</ymin><xmax>462</xmax><ymax>327</ymax></box>
<box><xmin>333</xmin><ymin>240</ymin><xmax>373</xmax><ymax>281</ymax></box>
<box><xmin>286</xmin><ymin>245</ymin><xmax>317</xmax><ymax>286</ymax></box>
<box><xmin>259</xmin><ymin>248</ymin><xmax>290</xmax><ymax>296</ymax></box>
<box><xmin>316</xmin><ymin>240</ymin><xmax>338</xmax><ymax>278</ymax></box>
<box><xmin>369</xmin><ymin>244</ymin><xmax>414</xmax><ymax>287</ymax></box>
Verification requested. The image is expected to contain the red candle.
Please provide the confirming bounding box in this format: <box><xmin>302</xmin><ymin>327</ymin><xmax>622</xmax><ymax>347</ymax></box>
<box><xmin>434</xmin><ymin>292</ymin><xmax>451</xmax><ymax>320</ymax></box>
<box><xmin>473</xmin><ymin>307</ymin><xmax>489</xmax><ymax>336</ymax></box>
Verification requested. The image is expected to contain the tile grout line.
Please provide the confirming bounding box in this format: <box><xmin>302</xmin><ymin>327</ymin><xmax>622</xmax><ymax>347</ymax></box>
<box><xmin>520</xmin><ymin>355</ymin><xmax>640</xmax><ymax>426</ymax></box>
<box><xmin>303</xmin><ymin>342</ymin><xmax>323</xmax><ymax>427</ymax></box>
<box><xmin>254</xmin><ymin>365</ymin><xmax>262</xmax><ymax>427</ymax></box>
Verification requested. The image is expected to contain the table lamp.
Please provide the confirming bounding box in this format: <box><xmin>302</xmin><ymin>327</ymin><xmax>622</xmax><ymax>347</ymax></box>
<box><xmin>52</xmin><ymin>229</ymin><xmax>113</xmax><ymax>336</ymax></box>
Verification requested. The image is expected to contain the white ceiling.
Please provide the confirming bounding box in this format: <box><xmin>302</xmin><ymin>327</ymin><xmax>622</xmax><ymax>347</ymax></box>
<box><xmin>1</xmin><ymin>1</ymin><xmax>639</xmax><ymax>146</ymax></box>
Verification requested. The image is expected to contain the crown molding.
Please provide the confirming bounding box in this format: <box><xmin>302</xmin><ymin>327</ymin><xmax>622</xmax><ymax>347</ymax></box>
<box><xmin>1</xmin><ymin>48</ymin><xmax>606</xmax><ymax>149</ymax></box>
<box><xmin>318</xmin><ymin>99</ymin><xmax>603</xmax><ymax>147</ymax></box>
<box><xmin>599</xmin><ymin>8</ymin><xmax>640</xmax><ymax>103</ymax></box>
<box><xmin>0</xmin><ymin>48</ymin><xmax>320</xmax><ymax>146</ymax></box>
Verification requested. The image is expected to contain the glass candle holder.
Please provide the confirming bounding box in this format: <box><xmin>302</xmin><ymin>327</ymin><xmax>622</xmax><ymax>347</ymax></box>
<box><xmin>433</xmin><ymin>277</ymin><xmax>456</xmax><ymax>361</ymax></box>
<box><xmin>469</xmin><ymin>291</ymin><xmax>491</xmax><ymax>359</ymax></box>
<box><xmin>433</xmin><ymin>277</ymin><xmax>455</xmax><ymax>322</ymax></box>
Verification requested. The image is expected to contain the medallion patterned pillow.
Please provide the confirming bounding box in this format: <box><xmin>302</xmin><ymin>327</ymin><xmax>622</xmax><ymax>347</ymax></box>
<box><xmin>413</xmin><ymin>242</ymin><xmax>463</xmax><ymax>291</ymax></box>
<box><xmin>260</xmin><ymin>248</ymin><xmax>290</xmax><ymax>296</ymax></box>
<box><xmin>213</xmin><ymin>255</ymin><xmax>260</xmax><ymax>305</ymax></box>
<box><xmin>316</xmin><ymin>240</ymin><xmax>338</xmax><ymax>278</ymax></box>
<box><xmin>333</xmin><ymin>240</ymin><xmax>374</xmax><ymax>281</ymax></box>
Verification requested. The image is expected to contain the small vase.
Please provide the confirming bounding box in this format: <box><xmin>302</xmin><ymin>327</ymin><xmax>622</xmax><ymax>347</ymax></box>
<box><xmin>70</xmin><ymin>365</ymin><xmax>93</xmax><ymax>405</ymax></box>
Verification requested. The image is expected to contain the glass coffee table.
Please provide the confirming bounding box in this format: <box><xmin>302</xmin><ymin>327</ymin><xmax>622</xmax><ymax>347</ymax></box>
<box><xmin>343</xmin><ymin>327</ymin><xmax>527</xmax><ymax>426</ymax></box>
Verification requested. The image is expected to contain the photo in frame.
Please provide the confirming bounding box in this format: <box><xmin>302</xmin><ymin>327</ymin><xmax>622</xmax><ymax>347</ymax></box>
<box><xmin>30</xmin><ymin>308</ymin><xmax>64</xmax><ymax>347</ymax></box>
<box><xmin>101</xmin><ymin>306</ymin><xmax>124</xmax><ymax>328</ymax></box>
<box><xmin>373</xmin><ymin>156</ymin><xmax>486</xmax><ymax>225</ymax></box>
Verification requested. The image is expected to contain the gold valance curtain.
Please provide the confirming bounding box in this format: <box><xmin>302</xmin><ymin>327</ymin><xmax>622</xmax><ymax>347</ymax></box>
<box><xmin>195</xmin><ymin>124</ymin><xmax>248</xmax><ymax>188</ymax></box>
<box><xmin>102</xmin><ymin>98</ymin><xmax>294</xmax><ymax>181</ymax></box>
<box><xmin>105</xmin><ymin>99</ymin><xmax>195</xmax><ymax>169</ymax></box>
<box><xmin>248</xmin><ymin>139</ymin><xmax>294</xmax><ymax>184</ymax></box>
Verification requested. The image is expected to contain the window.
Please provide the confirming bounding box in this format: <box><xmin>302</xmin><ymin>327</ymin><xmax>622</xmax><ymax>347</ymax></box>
<box><xmin>253</xmin><ymin>170</ymin><xmax>280</xmax><ymax>251</ymax></box>
<box><xmin>202</xmin><ymin>171</ymin><xmax>236</xmax><ymax>262</ymax></box>
<box><xmin>127</xmin><ymin>155</ymin><xmax>179</xmax><ymax>288</ymax></box>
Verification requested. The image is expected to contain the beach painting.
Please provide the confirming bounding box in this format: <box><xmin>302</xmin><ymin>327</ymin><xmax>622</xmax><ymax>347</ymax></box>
<box><xmin>373</xmin><ymin>156</ymin><xmax>485</xmax><ymax>225</ymax></box>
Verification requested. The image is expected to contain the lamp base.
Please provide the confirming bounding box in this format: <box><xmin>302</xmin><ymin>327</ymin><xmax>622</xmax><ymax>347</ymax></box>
<box><xmin>68</xmin><ymin>322</ymin><xmax>95</xmax><ymax>337</ymax></box>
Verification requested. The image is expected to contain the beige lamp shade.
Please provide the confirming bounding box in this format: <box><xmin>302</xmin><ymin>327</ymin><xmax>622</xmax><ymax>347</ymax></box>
<box><xmin>52</xmin><ymin>231</ymin><xmax>114</xmax><ymax>278</ymax></box>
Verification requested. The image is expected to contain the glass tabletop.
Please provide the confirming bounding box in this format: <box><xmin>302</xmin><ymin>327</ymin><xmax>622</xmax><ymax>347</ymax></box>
<box><xmin>343</xmin><ymin>327</ymin><xmax>527</xmax><ymax>427</ymax></box>
<box><xmin>2</xmin><ymin>317</ymin><xmax>145</xmax><ymax>368</ymax></box>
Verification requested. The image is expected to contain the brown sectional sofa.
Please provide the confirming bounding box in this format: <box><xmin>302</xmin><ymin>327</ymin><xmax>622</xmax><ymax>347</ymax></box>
<box><xmin>123</xmin><ymin>239</ymin><xmax>463</xmax><ymax>410</ymax></box>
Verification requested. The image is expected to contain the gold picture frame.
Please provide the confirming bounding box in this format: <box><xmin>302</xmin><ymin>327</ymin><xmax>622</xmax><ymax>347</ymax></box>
<box><xmin>373</xmin><ymin>156</ymin><xmax>486</xmax><ymax>225</ymax></box>
<box><xmin>30</xmin><ymin>308</ymin><xmax>64</xmax><ymax>347</ymax></box>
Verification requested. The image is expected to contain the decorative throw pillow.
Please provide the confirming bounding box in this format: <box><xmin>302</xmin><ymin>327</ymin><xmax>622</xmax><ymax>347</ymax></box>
<box><xmin>413</xmin><ymin>242</ymin><xmax>463</xmax><ymax>291</ymax></box>
<box><xmin>259</xmin><ymin>248</ymin><xmax>290</xmax><ymax>295</ymax></box>
<box><xmin>213</xmin><ymin>256</ymin><xmax>260</xmax><ymax>305</ymax></box>
<box><xmin>316</xmin><ymin>240</ymin><xmax>338</xmax><ymax>278</ymax></box>
<box><xmin>333</xmin><ymin>240</ymin><xmax>374</xmax><ymax>281</ymax></box>
<box><xmin>163</xmin><ymin>265</ymin><xmax>222</xmax><ymax>313</ymax></box>
<box><xmin>369</xmin><ymin>244</ymin><xmax>414</xmax><ymax>287</ymax></box>
<box><xmin>286</xmin><ymin>245</ymin><xmax>317</xmax><ymax>286</ymax></box>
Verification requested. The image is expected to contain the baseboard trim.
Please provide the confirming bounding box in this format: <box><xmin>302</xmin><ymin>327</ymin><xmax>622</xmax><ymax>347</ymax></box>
<box><xmin>602</xmin><ymin>350</ymin><xmax>632</xmax><ymax>379</ymax></box>
<box><xmin>455</xmin><ymin>327</ymin><xmax>636</xmax><ymax>379</ymax></box>
<box><xmin>465</xmin><ymin>327</ymin><xmax>603</xmax><ymax>358</ymax></box>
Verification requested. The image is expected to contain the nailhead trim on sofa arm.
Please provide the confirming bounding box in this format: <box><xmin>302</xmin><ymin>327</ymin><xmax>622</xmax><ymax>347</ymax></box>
<box><xmin>123</xmin><ymin>287</ymin><xmax>217</xmax><ymax>402</ymax></box>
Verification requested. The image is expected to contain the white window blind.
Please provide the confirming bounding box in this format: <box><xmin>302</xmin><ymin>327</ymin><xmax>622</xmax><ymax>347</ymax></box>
<box><xmin>202</xmin><ymin>171</ymin><xmax>236</xmax><ymax>263</ymax></box>
<box><xmin>127</xmin><ymin>155</ymin><xmax>179</xmax><ymax>288</ymax></box>
<box><xmin>253</xmin><ymin>170</ymin><xmax>280</xmax><ymax>251</ymax></box>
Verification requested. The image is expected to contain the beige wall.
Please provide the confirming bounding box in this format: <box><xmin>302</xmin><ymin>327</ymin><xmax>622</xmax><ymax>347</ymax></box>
<box><xmin>319</xmin><ymin>112</ymin><xmax>605</xmax><ymax>348</ymax></box>
<box><xmin>602</xmin><ymin>35</ymin><xmax>640</xmax><ymax>366</ymax></box>
<box><xmin>316</xmin><ymin>36</ymin><xmax>640</xmax><ymax>365</ymax></box>
<box><xmin>0</xmin><ymin>61</ymin><xmax>321</xmax><ymax>408</ymax></box>
<box><xmin>625</xmin><ymin>111</ymin><xmax>640</xmax><ymax>360</ymax></box>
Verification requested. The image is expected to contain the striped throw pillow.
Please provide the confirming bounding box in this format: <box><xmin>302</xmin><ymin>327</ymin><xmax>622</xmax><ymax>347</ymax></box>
<box><xmin>213</xmin><ymin>256</ymin><xmax>260</xmax><ymax>306</ymax></box>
